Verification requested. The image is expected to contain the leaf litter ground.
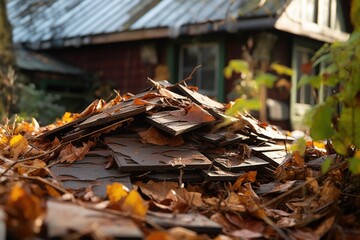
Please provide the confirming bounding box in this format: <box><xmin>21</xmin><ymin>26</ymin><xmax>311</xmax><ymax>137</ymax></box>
<box><xmin>0</xmin><ymin>79</ymin><xmax>359</xmax><ymax>239</ymax></box>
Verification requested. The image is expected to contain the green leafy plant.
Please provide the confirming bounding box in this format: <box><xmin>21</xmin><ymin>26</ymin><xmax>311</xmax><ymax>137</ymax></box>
<box><xmin>300</xmin><ymin>31</ymin><xmax>360</xmax><ymax>174</ymax></box>
<box><xmin>224</xmin><ymin>59</ymin><xmax>292</xmax><ymax>115</ymax></box>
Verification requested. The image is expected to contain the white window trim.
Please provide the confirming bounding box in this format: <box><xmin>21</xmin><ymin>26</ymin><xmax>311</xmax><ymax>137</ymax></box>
<box><xmin>178</xmin><ymin>43</ymin><xmax>219</xmax><ymax>98</ymax></box>
<box><xmin>291</xmin><ymin>45</ymin><xmax>316</xmax><ymax>130</ymax></box>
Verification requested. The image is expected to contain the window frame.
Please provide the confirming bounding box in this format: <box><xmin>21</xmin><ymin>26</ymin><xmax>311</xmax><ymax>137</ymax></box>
<box><xmin>178</xmin><ymin>42</ymin><xmax>220</xmax><ymax>98</ymax></box>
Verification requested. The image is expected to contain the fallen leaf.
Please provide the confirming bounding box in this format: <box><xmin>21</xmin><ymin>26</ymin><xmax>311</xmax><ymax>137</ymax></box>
<box><xmin>232</xmin><ymin>171</ymin><xmax>257</xmax><ymax>191</ymax></box>
<box><xmin>146</xmin><ymin>231</ymin><xmax>171</xmax><ymax>240</ymax></box>
<box><xmin>9</xmin><ymin>134</ymin><xmax>28</xmax><ymax>159</ymax></box>
<box><xmin>45</xmin><ymin>185</ymin><xmax>62</xmax><ymax>198</ymax></box>
<box><xmin>16</xmin><ymin>159</ymin><xmax>47</xmax><ymax>176</ymax></box>
<box><xmin>138</xmin><ymin>126</ymin><xmax>184</xmax><ymax>146</ymax></box>
<box><xmin>314</xmin><ymin>215</ymin><xmax>335</xmax><ymax>237</ymax></box>
<box><xmin>58</xmin><ymin>141</ymin><xmax>95</xmax><ymax>163</ymax></box>
<box><xmin>106</xmin><ymin>182</ymin><xmax>128</xmax><ymax>203</ymax></box>
<box><xmin>122</xmin><ymin>190</ymin><xmax>148</xmax><ymax>217</ymax></box>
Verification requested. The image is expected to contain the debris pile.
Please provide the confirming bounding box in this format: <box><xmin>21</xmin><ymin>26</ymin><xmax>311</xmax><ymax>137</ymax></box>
<box><xmin>44</xmin><ymin>79</ymin><xmax>293</xmax><ymax>198</ymax></box>
<box><xmin>3</xmin><ymin>79</ymin><xmax>355</xmax><ymax>239</ymax></box>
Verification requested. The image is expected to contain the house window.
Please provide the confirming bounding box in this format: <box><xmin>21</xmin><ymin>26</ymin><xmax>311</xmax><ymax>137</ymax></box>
<box><xmin>179</xmin><ymin>43</ymin><xmax>219</xmax><ymax>98</ymax></box>
<box><xmin>291</xmin><ymin>46</ymin><xmax>317</xmax><ymax>129</ymax></box>
<box><xmin>297</xmin><ymin>0</ymin><xmax>344</xmax><ymax>30</ymax></box>
<box><xmin>295</xmin><ymin>47</ymin><xmax>316</xmax><ymax>105</ymax></box>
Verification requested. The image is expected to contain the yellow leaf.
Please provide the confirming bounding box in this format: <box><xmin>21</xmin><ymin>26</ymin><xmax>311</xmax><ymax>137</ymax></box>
<box><xmin>9</xmin><ymin>134</ymin><xmax>28</xmax><ymax>159</ymax></box>
<box><xmin>224</xmin><ymin>66</ymin><xmax>233</xmax><ymax>79</ymax></box>
<box><xmin>106</xmin><ymin>182</ymin><xmax>128</xmax><ymax>203</ymax></box>
<box><xmin>0</xmin><ymin>134</ymin><xmax>8</xmax><ymax>145</ymax></box>
<box><xmin>122</xmin><ymin>190</ymin><xmax>148</xmax><ymax>217</ymax></box>
<box><xmin>229</xmin><ymin>60</ymin><xmax>250</xmax><ymax>74</ymax></box>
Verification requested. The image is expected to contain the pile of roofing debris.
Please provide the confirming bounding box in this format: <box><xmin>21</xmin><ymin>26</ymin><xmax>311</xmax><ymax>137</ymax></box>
<box><xmin>44</xmin><ymin>79</ymin><xmax>293</xmax><ymax>195</ymax></box>
<box><xmin>40</xmin><ymin>79</ymin><xmax>295</xmax><ymax>238</ymax></box>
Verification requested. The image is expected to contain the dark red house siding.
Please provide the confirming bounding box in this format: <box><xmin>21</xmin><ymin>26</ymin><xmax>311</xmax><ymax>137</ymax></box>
<box><xmin>47</xmin><ymin>41</ymin><xmax>157</xmax><ymax>94</ymax></box>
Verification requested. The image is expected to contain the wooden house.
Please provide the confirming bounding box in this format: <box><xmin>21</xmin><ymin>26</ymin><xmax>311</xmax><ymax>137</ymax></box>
<box><xmin>8</xmin><ymin>0</ymin><xmax>352</xmax><ymax>129</ymax></box>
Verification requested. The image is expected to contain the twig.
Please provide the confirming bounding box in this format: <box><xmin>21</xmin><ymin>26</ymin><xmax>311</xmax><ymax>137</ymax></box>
<box><xmin>172</xmin><ymin>65</ymin><xmax>202</xmax><ymax>87</ymax></box>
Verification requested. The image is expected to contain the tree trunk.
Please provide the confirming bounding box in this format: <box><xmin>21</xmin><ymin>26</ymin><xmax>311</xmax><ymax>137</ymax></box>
<box><xmin>0</xmin><ymin>0</ymin><xmax>15</xmax><ymax>71</ymax></box>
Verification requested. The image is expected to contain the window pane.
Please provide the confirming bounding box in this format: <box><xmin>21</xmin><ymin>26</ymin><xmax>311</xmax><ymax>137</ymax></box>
<box><xmin>200</xmin><ymin>69</ymin><xmax>215</xmax><ymax>91</ymax></box>
<box><xmin>305</xmin><ymin>0</ymin><xmax>317</xmax><ymax>23</ymax></box>
<box><xmin>179</xmin><ymin>43</ymin><xmax>218</xmax><ymax>98</ymax></box>
<box><xmin>183</xmin><ymin>46</ymin><xmax>198</xmax><ymax>68</ymax></box>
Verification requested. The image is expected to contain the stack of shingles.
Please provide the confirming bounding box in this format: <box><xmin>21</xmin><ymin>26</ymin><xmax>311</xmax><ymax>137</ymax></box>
<box><xmin>46</xmin><ymin>79</ymin><xmax>293</xmax><ymax>198</ymax></box>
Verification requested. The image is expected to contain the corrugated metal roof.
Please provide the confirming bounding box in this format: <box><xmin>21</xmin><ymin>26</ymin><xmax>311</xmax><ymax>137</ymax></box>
<box><xmin>15</xmin><ymin>47</ymin><xmax>84</xmax><ymax>75</ymax></box>
<box><xmin>8</xmin><ymin>0</ymin><xmax>286</xmax><ymax>44</ymax></box>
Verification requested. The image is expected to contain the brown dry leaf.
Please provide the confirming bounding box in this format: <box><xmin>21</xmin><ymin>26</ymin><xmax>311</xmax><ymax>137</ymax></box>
<box><xmin>232</xmin><ymin>171</ymin><xmax>257</xmax><ymax>191</ymax></box>
<box><xmin>238</xmin><ymin>183</ymin><xmax>266</xmax><ymax>219</ymax></box>
<box><xmin>167</xmin><ymin>227</ymin><xmax>200</xmax><ymax>240</ymax></box>
<box><xmin>319</xmin><ymin>180</ymin><xmax>340</xmax><ymax>205</ymax></box>
<box><xmin>137</xmin><ymin>181</ymin><xmax>179</xmax><ymax>202</ymax></box>
<box><xmin>45</xmin><ymin>185</ymin><xmax>62</xmax><ymax>198</ymax></box>
<box><xmin>138</xmin><ymin>126</ymin><xmax>184</xmax><ymax>146</ymax></box>
<box><xmin>58</xmin><ymin>141</ymin><xmax>95</xmax><ymax>163</ymax></box>
<box><xmin>183</xmin><ymin>104</ymin><xmax>215</xmax><ymax>123</ymax></box>
<box><xmin>210</xmin><ymin>212</ymin><xmax>236</xmax><ymax>231</ymax></box>
<box><xmin>9</xmin><ymin>134</ymin><xmax>28</xmax><ymax>159</ymax></box>
<box><xmin>293</xmin><ymin>151</ymin><xmax>305</xmax><ymax>167</ymax></box>
<box><xmin>78</xmin><ymin>99</ymin><xmax>105</xmax><ymax>117</ymax></box>
<box><xmin>314</xmin><ymin>215</ymin><xmax>335</xmax><ymax>237</ymax></box>
<box><xmin>306</xmin><ymin>177</ymin><xmax>319</xmax><ymax>193</ymax></box>
<box><xmin>16</xmin><ymin>159</ymin><xmax>47</xmax><ymax>176</ymax></box>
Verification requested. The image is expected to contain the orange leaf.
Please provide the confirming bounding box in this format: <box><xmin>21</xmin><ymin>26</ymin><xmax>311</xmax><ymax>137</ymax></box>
<box><xmin>146</xmin><ymin>231</ymin><xmax>171</xmax><ymax>240</ymax></box>
<box><xmin>106</xmin><ymin>182</ymin><xmax>128</xmax><ymax>203</ymax></box>
<box><xmin>7</xmin><ymin>183</ymin><xmax>43</xmax><ymax>221</ymax></box>
<box><xmin>122</xmin><ymin>190</ymin><xmax>148</xmax><ymax>217</ymax></box>
<box><xmin>180</xmin><ymin>104</ymin><xmax>215</xmax><ymax>124</ymax></box>
<box><xmin>45</xmin><ymin>185</ymin><xmax>62</xmax><ymax>198</ymax></box>
<box><xmin>9</xmin><ymin>134</ymin><xmax>28</xmax><ymax>159</ymax></box>
<box><xmin>232</xmin><ymin>171</ymin><xmax>257</xmax><ymax>191</ymax></box>
<box><xmin>134</xmin><ymin>98</ymin><xmax>148</xmax><ymax>106</ymax></box>
<box><xmin>138</xmin><ymin>126</ymin><xmax>184</xmax><ymax>146</ymax></box>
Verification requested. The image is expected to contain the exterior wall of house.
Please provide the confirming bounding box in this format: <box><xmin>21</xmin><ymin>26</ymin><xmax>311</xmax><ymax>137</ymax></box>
<box><xmin>46</xmin><ymin>40</ymin><xmax>168</xmax><ymax>96</ymax></box>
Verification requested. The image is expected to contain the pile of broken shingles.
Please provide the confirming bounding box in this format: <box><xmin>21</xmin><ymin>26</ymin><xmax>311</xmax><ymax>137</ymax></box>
<box><xmin>42</xmin><ymin>79</ymin><xmax>294</xmax><ymax>200</ymax></box>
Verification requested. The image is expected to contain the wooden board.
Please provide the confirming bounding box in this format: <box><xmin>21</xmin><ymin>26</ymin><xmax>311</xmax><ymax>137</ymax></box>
<box><xmin>201</xmin><ymin>168</ymin><xmax>245</xmax><ymax>181</ymax></box>
<box><xmin>134</xmin><ymin>170</ymin><xmax>204</xmax><ymax>183</ymax></box>
<box><xmin>46</xmin><ymin>200</ymin><xmax>143</xmax><ymax>239</ymax></box>
<box><xmin>200</xmin><ymin>131</ymin><xmax>251</xmax><ymax>146</ymax></box>
<box><xmin>253</xmin><ymin>150</ymin><xmax>291</xmax><ymax>166</ymax></box>
<box><xmin>211</xmin><ymin>155</ymin><xmax>269</xmax><ymax>172</ymax></box>
<box><xmin>176</xmin><ymin>84</ymin><xmax>224</xmax><ymax>110</ymax></box>
<box><xmin>241</xmin><ymin>114</ymin><xmax>292</xmax><ymax>141</ymax></box>
<box><xmin>250</xmin><ymin>143</ymin><xmax>286</xmax><ymax>152</ymax></box>
<box><xmin>147</xmin><ymin>211</ymin><xmax>222</xmax><ymax>235</ymax></box>
<box><xmin>50</xmin><ymin>156</ymin><xmax>131</xmax><ymax>197</ymax></box>
<box><xmin>146</xmin><ymin>104</ymin><xmax>215</xmax><ymax>136</ymax></box>
<box><xmin>105</xmin><ymin>135</ymin><xmax>212</xmax><ymax>172</ymax></box>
